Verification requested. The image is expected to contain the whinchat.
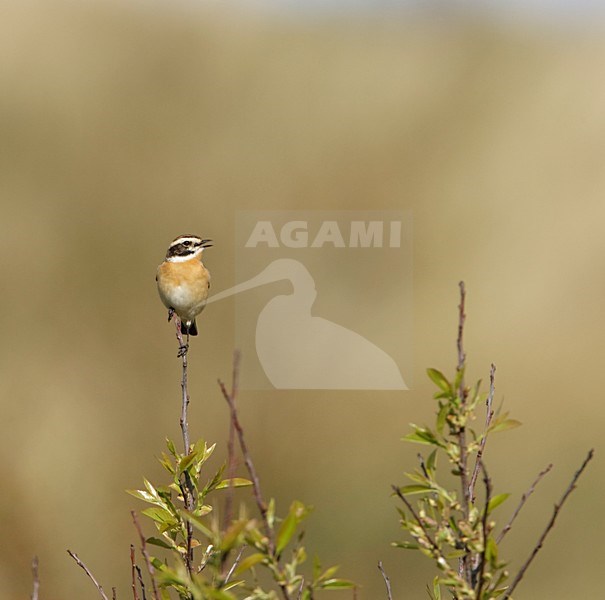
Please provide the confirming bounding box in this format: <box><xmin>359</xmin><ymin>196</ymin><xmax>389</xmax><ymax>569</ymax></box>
<box><xmin>156</xmin><ymin>234</ymin><xmax>212</xmax><ymax>336</ymax></box>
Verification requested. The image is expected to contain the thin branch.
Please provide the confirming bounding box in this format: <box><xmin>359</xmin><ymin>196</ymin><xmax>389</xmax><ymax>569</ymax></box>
<box><xmin>417</xmin><ymin>453</ymin><xmax>429</xmax><ymax>478</ymax></box>
<box><xmin>174</xmin><ymin>318</ymin><xmax>190</xmax><ymax>454</ymax></box>
<box><xmin>224</xmin><ymin>546</ymin><xmax>245</xmax><ymax>584</ymax></box>
<box><xmin>469</xmin><ymin>364</ymin><xmax>496</xmax><ymax>503</ymax></box>
<box><xmin>219</xmin><ymin>355</ymin><xmax>291</xmax><ymax>600</ymax></box>
<box><xmin>67</xmin><ymin>550</ymin><xmax>110</xmax><ymax>600</ymax></box>
<box><xmin>131</xmin><ymin>511</ymin><xmax>161</xmax><ymax>600</ymax></box>
<box><xmin>174</xmin><ymin>318</ymin><xmax>195</xmax><ymax>574</ymax></box>
<box><xmin>135</xmin><ymin>565</ymin><xmax>147</xmax><ymax>600</ymax></box>
<box><xmin>296</xmin><ymin>577</ymin><xmax>305</xmax><ymax>599</ymax></box>
<box><xmin>474</xmin><ymin>461</ymin><xmax>492</xmax><ymax>598</ymax></box>
<box><xmin>455</xmin><ymin>281</ymin><xmax>471</xmax><ymax>583</ymax></box>
<box><xmin>456</xmin><ymin>281</ymin><xmax>466</xmax><ymax>373</ymax></box>
<box><xmin>130</xmin><ymin>545</ymin><xmax>139</xmax><ymax>600</ymax></box>
<box><xmin>31</xmin><ymin>556</ymin><xmax>39</xmax><ymax>600</ymax></box>
<box><xmin>219</xmin><ymin>371</ymin><xmax>270</xmax><ymax>547</ymax></box>
<box><xmin>496</xmin><ymin>463</ymin><xmax>553</xmax><ymax>544</ymax></box>
<box><xmin>503</xmin><ymin>449</ymin><xmax>594</xmax><ymax>599</ymax></box>
<box><xmin>378</xmin><ymin>561</ymin><xmax>393</xmax><ymax>600</ymax></box>
<box><xmin>392</xmin><ymin>485</ymin><xmax>443</xmax><ymax>561</ymax></box>
<box><xmin>112</xmin><ymin>588</ymin><xmax>117</xmax><ymax>600</ymax></box>
<box><xmin>224</xmin><ymin>350</ymin><xmax>241</xmax><ymax>530</ymax></box>
<box><xmin>178</xmin><ymin>477</ymin><xmax>195</xmax><ymax>575</ymax></box>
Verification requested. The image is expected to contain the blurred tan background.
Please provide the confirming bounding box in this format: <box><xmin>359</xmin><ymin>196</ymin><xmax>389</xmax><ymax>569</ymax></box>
<box><xmin>1</xmin><ymin>1</ymin><xmax>604</xmax><ymax>598</ymax></box>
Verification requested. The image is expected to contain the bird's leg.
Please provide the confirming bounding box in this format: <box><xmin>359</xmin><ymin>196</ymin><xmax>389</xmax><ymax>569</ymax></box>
<box><xmin>178</xmin><ymin>331</ymin><xmax>191</xmax><ymax>358</ymax></box>
<box><xmin>167</xmin><ymin>307</ymin><xmax>175</xmax><ymax>322</ymax></box>
<box><xmin>176</xmin><ymin>318</ymin><xmax>189</xmax><ymax>358</ymax></box>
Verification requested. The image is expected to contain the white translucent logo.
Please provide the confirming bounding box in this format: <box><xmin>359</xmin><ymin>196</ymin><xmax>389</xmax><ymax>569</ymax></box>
<box><xmin>208</xmin><ymin>211</ymin><xmax>412</xmax><ymax>390</ymax></box>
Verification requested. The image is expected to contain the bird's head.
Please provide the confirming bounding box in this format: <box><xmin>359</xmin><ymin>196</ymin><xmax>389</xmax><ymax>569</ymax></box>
<box><xmin>166</xmin><ymin>234</ymin><xmax>213</xmax><ymax>262</ymax></box>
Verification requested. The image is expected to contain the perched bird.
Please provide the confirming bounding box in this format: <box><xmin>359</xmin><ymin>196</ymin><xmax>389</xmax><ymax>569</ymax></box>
<box><xmin>156</xmin><ymin>234</ymin><xmax>212</xmax><ymax>337</ymax></box>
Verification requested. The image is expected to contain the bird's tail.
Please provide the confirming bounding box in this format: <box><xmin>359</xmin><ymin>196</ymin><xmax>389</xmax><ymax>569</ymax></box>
<box><xmin>181</xmin><ymin>319</ymin><xmax>198</xmax><ymax>336</ymax></box>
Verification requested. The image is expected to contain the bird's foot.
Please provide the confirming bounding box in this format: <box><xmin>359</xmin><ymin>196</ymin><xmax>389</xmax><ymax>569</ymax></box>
<box><xmin>177</xmin><ymin>343</ymin><xmax>189</xmax><ymax>358</ymax></box>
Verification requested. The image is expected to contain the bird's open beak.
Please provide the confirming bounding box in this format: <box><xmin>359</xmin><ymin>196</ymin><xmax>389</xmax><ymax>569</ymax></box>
<box><xmin>200</xmin><ymin>239</ymin><xmax>213</xmax><ymax>248</ymax></box>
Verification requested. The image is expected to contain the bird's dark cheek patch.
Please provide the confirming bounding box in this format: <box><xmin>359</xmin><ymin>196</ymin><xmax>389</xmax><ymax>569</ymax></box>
<box><xmin>169</xmin><ymin>245</ymin><xmax>196</xmax><ymax>258</ymax></box>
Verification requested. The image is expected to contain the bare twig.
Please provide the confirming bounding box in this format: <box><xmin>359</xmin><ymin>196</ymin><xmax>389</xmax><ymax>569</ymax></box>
<box><xmin>474</xmin><ymin>461</ymin><xmax>492</xmax><ymax>598</ymax></box>
<box><xmin>496</xmin><ymin>463</ymin><xmax>553</xmax><ymax>544</ymax></box>
<box><xmin>135</xmin><ymin>565</ymin><xmax>147</xmax><ymax>600</ymax></box>
<box><xmin>224</xmin><ymin>350</ymin><xmax>241</xmax><ymax>530</ymax></box>
<box><xmin>456</xmin><ymin>281</ymin><xmax>466</xmax><ymax>373</ymax></box>
<box><xmin>392</xmin><ymin>485</ymin><xmax>443</xmax><ymax>561</ymax></box>
<box><xmin>174</xmin><ymin>318</ymin><xmax>190</xmax><ymax>454</ymax></box>
<box><xmin>112</xmin><ymin>587</ymin><xmax>117</xmax><ymax>600</ymax></box>
<box><xmin>173</xmin><ymin>318</ymin><xmax>196</xmax><ymax>574</ymax></box>
<box><xmin>31</xmin><ymin>556</ymin><xmax>39</xmax><ymax>600</ymax></box>
<box><xmin>377</xmin><ymin>561</ymin><xmax>393</xmax><ymax>600</ymax></box>
<box><xmin>296</xmin><ymin>577</ymin><xmax>305</xmax><ymax>599</ymax></box>
<box><xmin>456</xmin><ymin>281</ymin><xmax>471</xmax><ymax>582</ymax></box>
<box><xmin>219</xmin><ymin>368</ymin><xmax>270</xmax><ymax>545</ymax></box>
<box><xmin>131</xmin><ymin>511</ymin><xmax>161</xmax><ymax>600</ymax></box>
<box><xmin>67</xmin><ymin>550</ymin><xmax>110</xmax><ymax>600</ymax></box>
<box><xmin>417</xmin><ymin>453</ymin><xmax>429</xmax><ymax>478</ymax></box>
<box><xmin>503</xmin><ymin>449</ymin><xmax>594</xmax><ymax>599</ymax></box>
<box><xmin>219</xmin><ymin>354</ymin><xmax>291</xmax><ymax>600</ymax></box>
<box><xmin>130</xmin><ymin>545</ymin><xmax>139</xmax><ymax>600</ymax></box>
<box><xmin>469</xmin><ymin>363</ymin><xmax>496</xmax><ymax>503</ymax></box>
<box><xmin>224</xmin><ymin>546</ymin><xmax>245</xmax><ymax>584</ymax></box>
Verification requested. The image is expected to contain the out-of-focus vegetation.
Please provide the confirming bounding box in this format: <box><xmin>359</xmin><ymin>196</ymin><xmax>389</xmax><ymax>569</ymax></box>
<box><xmin>1</xmin><ymin>1</ymin><xmax>604</xmax><ymax>598</ymax></box>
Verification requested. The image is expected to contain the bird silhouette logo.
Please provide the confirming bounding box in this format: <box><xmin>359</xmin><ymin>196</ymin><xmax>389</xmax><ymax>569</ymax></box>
<box><xmin>208</xmin><ymin>258</ymin><xmax>408</xmax><ymax>390</ymax></box>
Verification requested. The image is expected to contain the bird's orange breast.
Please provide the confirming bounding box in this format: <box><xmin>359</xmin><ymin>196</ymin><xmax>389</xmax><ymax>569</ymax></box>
<box><xmin>156</xmin><ymin>258</ymin><xmax>210</xmax><ymax>318</ymax></box>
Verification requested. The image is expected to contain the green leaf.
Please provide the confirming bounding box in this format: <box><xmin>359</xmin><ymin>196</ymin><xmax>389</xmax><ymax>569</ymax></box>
<box><xmin>398</xmin><ymin>484</ymin><xmax>431</xmax><ymax>495</ymax></box>
<box><xmin>453</xmin><ymin>368</ymin><xmax>465</xmax><ymax>393</ymax></box>
<box><xmin>313</xmin><ymin>555</ymin><xmax>322</xmax><ymax>580</ymax></box>
<box><xmin>234</xmin><ymin>552</ymin><xmax>265</xmax><ymax>575</ymax></box>
<box><xmin>266</xmin><ymin>498</ymin><xmax>276</xmax><ymax>530</ymax></box>
<box><xmin>195</xmin><ymin>440</ymin><xmax>216</xmax><ymax>464</ymax></box>
<box><xmin>146</xmin><ymin>536</ymin><xmax>174</xmax><ymax>549</ymax></box>
<box><xmin>485</xmin><ymin>536</ymin><xmax>498</xmax><ymax>567</ymax></box>
<box><xmin>194</xmin><ymin>504</ymin><xmax>213</xmax><ymax>517</ymax></box>
<box><xmin>426</xmin><ymin>449</ymin><xmax>438</xmax><ymax>475</ymax></box>
<box><xmin>202</xmin><ymin>464</ymin><xmax>226</xmax><ymax>495</ymax></box>
<box><xmin>215</xmin><ymin>478</ymin><xmax>253</xmax><ymax>490</ymax></box>
<box><xmin>433</xmin><ymin>575</ymin><xmax>441</xmax><ymax>600</ymax></box>
<box><xmin>141</xmin><ymin>507</ymin><xmax>177</xmax><ymax>526</ymax></box>
<box><xmin>427</xmin><ymin>368</ymin><xmax>451</xmax><ymax>393</ymax></box>
<box><xmin>488</xmin><ymin>493</ymin><xmax>510</xmax><ymax>514</ymax></box>
<box><xmin>166</xmin><ymin>438</ymin><xmax>177</xmax><ymax>457</ymax></box>
<box><xmin>392</xmin><ymin>541</ymin><xmax>419</xmax><ymax>549</ymax></box>
<box><xmin>158</xmin><ymin>453</ymin><xmax>175</xmax><ymax>474</ymax></box>
<box><xmin>445</xmin><ymin>549</ymin><xmax>466</xmax><ymax>559</ymax></box>
<box><xmin>319</xmin><ymin>579</ymin><xmax>356</xmax><ymax>589</ymax></box>
<box><xmin>126</xmin><ymin>489</ymin><xmax>156</xmax><ymax>504</ymax></box>
<box><xmin>178</xmin><ymin>452</ymin><xmax>198</xmax><ymax>473</ymax></box>
<box><xmin>221</xmin><ymin>519</ymin><xmax>250</xmax><ymax>552</ymax></box>
<box><xmin>316</xmin><ymin>565</ymin><xmax>339</xmax><ymax>583</ymax></box>
<box><xmin>143</xmin><ymin>478</ymin><xmax>161</xmax><ymax>500</ymax></box>
<box><xmin>403</xmin><ymin>426</ymin><xmax>444</xmax><ymax>448</ymax></box>
<box><xmin>490</xmin><ymin>419</ymin><xmax>522</xmax><ymax>434</ymax></box>
<box><xmin>276</xmin><ymin>500</ymin><xmax>310</xmax><ymax>556</ymax></box>
<box><xmin>180</xmin><ymin>510</ymin><xmax>213</xmax><ymax>538</ymax></box>
<box><xmin>436</xmin><ymin>404</ymin><xmax>448</xmax><ymax>435</ymax></box>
